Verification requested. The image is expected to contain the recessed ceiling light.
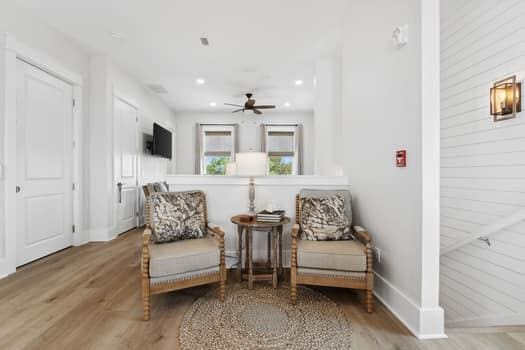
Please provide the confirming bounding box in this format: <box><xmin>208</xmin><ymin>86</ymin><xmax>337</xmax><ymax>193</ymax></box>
<box><xmin>209</xmin><ymin>101</ymin><xmax>217</xmax><ymax>107</ymax></box>
<box><xmin>196</xmin><ymin>78</ymin><xmax>206</xmax><ymax>85</ymax></box>
<box><xmin>295</xmin><ymin>79</ymin><xmax>304</xmax><ymax>86</ymax></box>
<box><xmin>284</xmin><ymin>102</ymin><xmax>291</xmax><ymax>107</ymax></box>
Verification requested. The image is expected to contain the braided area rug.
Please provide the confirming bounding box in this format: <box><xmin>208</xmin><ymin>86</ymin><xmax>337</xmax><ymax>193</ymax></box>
<box><xmin>179</xmin><ymin>285</ymin><xmax>352</xmax><ymax>350</ymax></box>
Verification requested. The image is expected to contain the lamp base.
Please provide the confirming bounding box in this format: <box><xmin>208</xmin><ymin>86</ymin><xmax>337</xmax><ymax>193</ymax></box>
<box><xmin>249</xmin><ymin>176</ymin><xmax>255</xmax><ymax>213</ymax></box>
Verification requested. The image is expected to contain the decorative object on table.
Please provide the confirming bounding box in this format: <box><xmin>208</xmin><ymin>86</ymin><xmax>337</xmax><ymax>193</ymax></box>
<box><xmin>490</xmin><ymin>75</ymin><xmax>521</xmax><ymax>122</ymax></box>
<box><xmin>235</xmin><ymin>152</ymin><xmax>268</xmax><ymax>213</ymax></box>
<box><xmin>291</xmin><ymin>189</ymin><xmax>374</xmax><ymax>313</ymax></box>
<box><xmin>141</xmin><ymin>190</ymin><xmax>226</xmax><ymax>321</ymax></box>
<box><xmin>256</xmin><ymin>209</ymin><xmax>285</xmax><ymax>223</ymax></box>
<box><xmin>237</xmin><ymin>214</ymin><xmax>254</xmax><ymax>223</ymax></box>
<box><xmin>179</xmin><ymin>285</ymin><xmax>353</xmax><ymax>350</ymax></box>
<box><xmin>231</xmin><ymin>215</ymin><xmax>290</xmax><ymax>289</ymax></box>
<box><xmin>299</xmin><ymin>194</ymin><xmax>352</xmax><ymax>241</ymax></box>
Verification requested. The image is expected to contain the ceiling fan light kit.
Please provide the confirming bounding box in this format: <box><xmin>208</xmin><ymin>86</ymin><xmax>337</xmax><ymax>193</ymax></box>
<box><xmin>225</xmin><ymin>93</ymin><xmax>276</xmax><ymax>115</ymax></box>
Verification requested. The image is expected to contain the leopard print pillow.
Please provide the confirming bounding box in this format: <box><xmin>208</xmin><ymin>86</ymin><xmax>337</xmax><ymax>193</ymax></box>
<box><xmin>300</xmin><ymin>194</ymin><xmax>352</xmax><ymax>241</ymax></box>
<box><xmin>150</xmin><ymin>191</ymin><xmax>207</xmax><ymax>243</ymax></box>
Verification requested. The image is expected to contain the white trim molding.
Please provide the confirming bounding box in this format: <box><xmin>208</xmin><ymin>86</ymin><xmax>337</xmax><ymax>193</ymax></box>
<box><xmin>1</xmin><ymin>33</ymin><xmax>85</xmax><ymax>278</ymax></box>
<box><xmin>374</xmin><ymin>272</ymin><xmax>447</xmax><ymax>339</ymax></box>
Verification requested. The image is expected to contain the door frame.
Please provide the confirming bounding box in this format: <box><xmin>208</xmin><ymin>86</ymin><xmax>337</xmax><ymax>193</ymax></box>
<box><xmin>1</xmin><ymin>34</ymin><xmax>84</xmax><ymax>277</ymax></box>
<box><xmin>111</xmin><ymin>92</ymin><xmax>139</xmax><ymax>239</ymax></box>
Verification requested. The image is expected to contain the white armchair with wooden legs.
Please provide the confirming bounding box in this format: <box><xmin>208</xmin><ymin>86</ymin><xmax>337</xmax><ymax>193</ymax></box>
<box><xmin>290</xmin><ymin>190</ymin><xmax>374</xmax><ymax>313</ymax></box>
<box><xmin>141</xmin><ymin>191</ymin><xmax>226</xmax><ymax>321</ymax></box>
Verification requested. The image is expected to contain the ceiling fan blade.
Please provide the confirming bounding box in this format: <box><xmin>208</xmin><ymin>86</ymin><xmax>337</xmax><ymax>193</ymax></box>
<box><xmin>232</xmin><ymin>108</ymin><xmax>244</xmax><ymax>113</ymax></box>
<box><xmin>253</xmin><ymin>109</ymin><xmax>262</xmax><ymax>115</ymax></box>
<box><xmin>252</xmin><ymin>105</ymin><xmax>275</xmax><ymax>109</ymax></box>
<box><xmin>225</xmin><ymin>103</ymin><xmax>243</xmax><ymax>107</ymax></box>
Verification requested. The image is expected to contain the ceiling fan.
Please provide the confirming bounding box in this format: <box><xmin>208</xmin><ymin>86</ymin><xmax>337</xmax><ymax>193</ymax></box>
<box><xmin>225</xmin><ymin>93</ymin><xmax>276</xmax><ymax>115</ymax></box>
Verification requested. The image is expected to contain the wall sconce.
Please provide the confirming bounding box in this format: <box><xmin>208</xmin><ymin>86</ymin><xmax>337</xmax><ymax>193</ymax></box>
<box><xmin>490</xmin><ymin>75</ymin><xmax>521</xmax><ymax>122</ymax></box>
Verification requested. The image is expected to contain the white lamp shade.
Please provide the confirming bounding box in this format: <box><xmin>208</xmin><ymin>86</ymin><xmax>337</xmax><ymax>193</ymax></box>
<box><xmin>225</xmin><ymin>162</ymin><xmax>236</xmax><ymax>175</ymax></box>
<box><xmin>235</xmin><ymin>152</ymin><xmax>267</xmax><ymax>177</ymax></box>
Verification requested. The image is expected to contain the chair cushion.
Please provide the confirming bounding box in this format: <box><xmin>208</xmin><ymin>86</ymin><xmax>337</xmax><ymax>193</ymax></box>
<box><xmin>299</xmin><ymin>194</ymin><xmax>352</xmax><ymax>241</ymax></box>
<box><xmin>149</xmin><ymin>236</ymin><xmax>219</xmax><ymax>277</ymax></box>
<box><xmin>297</xmin><ymin>239</ymin><xmax>367</xmax><ymax>272</ymax></box>
<box><xmin>150</xmin><ymin>191</ymin><xmax>207</xmax><ymax>243</ymax></box>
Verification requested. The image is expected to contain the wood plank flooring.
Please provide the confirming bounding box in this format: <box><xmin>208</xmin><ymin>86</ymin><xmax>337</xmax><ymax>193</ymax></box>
<box><xmin>0</xmin><ymin>229</ymin><xmax>523</xmax><ymax>349</ymax></box>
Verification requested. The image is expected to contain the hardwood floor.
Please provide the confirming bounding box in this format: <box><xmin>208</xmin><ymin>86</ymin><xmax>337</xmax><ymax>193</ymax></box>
<box><xmin>0</xmin><ymin>229</ymin><xmax>523</xmax><ymax>350</ymax></box>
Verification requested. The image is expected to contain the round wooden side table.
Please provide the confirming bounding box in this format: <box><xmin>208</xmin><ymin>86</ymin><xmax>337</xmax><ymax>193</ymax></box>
<box><xmin>231</xmin><ymin>215</ymin><xmax>291</xmax><ymax>289</ymax></box>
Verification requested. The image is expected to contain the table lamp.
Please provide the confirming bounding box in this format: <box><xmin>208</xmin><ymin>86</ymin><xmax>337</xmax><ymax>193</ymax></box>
<box><xmin>235</xmin><ymin>152</ymin><xmax>267</xmax><ymax>213</ymax></box>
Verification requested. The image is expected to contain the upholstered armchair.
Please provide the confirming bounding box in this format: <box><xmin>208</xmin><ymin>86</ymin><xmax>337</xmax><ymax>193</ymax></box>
<box><xmin>290</xmin><ymin>189</ymin><xmax>374</xmax><ymax>313</ymax></box>
<box><xmin>141</xmin><ymin>190</ymin><xmax>226</xmax><ymax>321</ymax></box>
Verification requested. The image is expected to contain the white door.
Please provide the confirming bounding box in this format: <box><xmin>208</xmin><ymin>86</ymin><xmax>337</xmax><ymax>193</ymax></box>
<box><xmin>114</xmin><ymin>97</ymin><xmax>138</xmax><ymax>235</ymax></box>
<box><xmin>16</xmin><ymin>60</ymin><xmax>74</xmax><ymax>266</ymax></box>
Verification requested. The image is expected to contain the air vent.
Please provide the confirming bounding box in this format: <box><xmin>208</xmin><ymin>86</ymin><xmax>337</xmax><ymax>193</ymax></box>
<box><xmin>200</xmin><ymin>37</ymin><xmax>209</xmax><ymax>46</ymax></box>
<box><xmin>147</xmin><ymin>84</ymin><xmax>168</xmax><ymax>94</ymax></box>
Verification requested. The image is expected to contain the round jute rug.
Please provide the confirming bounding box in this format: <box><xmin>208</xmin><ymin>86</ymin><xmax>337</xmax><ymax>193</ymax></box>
<box><xmin>179</xmin><ymin>285</ymin><xmax>352</xmax><ymax>350</ymax></box>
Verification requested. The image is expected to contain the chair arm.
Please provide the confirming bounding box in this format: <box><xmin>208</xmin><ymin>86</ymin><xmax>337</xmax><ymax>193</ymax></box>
<box><xmin>207</xmin><ymin>224</ymin><xmax>225</xmax><ymax>249</ymax></box>
<box><xmin>142</xmin><ymin>228</ymin><xmax>152</xmax><ymax>278</ymax></box>
<box><xmin>291</xmin><ymin>224</ymin><xmax>300</xmax><ymax>268</ymax></box>
<box><xmin>352</xmin><ymin>225</ymin><xmax>372</xmax><ymax>246</ymax></box>
<box><xmin>207</xmin><ymin>224</ymin><xmax>226</xmax><ymax>271</ymax></box>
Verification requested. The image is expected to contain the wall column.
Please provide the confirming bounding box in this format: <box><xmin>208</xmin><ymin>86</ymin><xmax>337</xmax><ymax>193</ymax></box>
<box><xmin>314</xmin><ymin>56</ymin><xmax>343</xmax><ymax>176</ymax></box>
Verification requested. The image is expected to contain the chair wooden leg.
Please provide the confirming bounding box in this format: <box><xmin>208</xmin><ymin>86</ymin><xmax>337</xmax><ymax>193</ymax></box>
<box><xmin>142</xmin><ymin>278</ymin><xmax>150</xmax><ymax>321</ymax></box>
<box><xmin>290</xmin><ymin>273</ymin><xmax>297</xmax><ymax>305</ymax></box>
<box><xmin>366</xmin><ymin>287</ymin><xmax>373</xmax><ymax>313</ymax></box>
<box><xmin>219</xmin><ymin>279</ymin><xmax>225</xmax><ymax>302</ymax></box>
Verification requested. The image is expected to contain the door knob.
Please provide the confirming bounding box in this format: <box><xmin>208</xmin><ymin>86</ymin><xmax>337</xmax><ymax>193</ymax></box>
<box><xmin>16</xmin><ymin>186</ymin><xmax>21</xmax><ymax>193</ymax></box>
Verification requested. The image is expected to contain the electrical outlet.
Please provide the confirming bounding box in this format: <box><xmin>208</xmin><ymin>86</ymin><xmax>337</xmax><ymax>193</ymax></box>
<box><xmin>374</xmin><ymin>247</ymin><xmax>382</xmax><ymax>264</ymax></box>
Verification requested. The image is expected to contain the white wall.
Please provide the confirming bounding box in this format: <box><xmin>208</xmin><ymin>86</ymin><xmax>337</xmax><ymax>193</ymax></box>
<box><xmin>440</xmin><ymin>0</ymin><xmax>525</xmax><ymax>327</ymax></box>
<box><xmin>174</xmin><ymin>111</ymin><xmax>314</xmax><ymax>175</ymax></box>
<box><xmin>341</xmin><ymin>0</ymin><xmax>443</xmax><ymax>338</ymax></box>
<box><xmin>0</xmin><ymin>3</ymin><xmax>91</xmax><ymax>276</ymax></box>
<box><xmin>88</xmin><ymin>58</ymin><xmax>177</xmax><ymax>240</ymax></box>
<box><xmin>314</xmin><ymin>56</ymin><xmax>344</xmax><ymax>176</ymax></box>
<box><xmin>167</xmin><ymin>175</ymin><xmax>348</xmax><ymax>266</ymax></box>
<box><xmin>0</xmin><ymin>3</ymin><xmax>176</xmax><ymax>271</ymax></box>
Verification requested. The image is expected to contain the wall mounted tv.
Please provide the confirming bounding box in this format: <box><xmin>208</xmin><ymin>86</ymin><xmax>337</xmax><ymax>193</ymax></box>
<box><xmin>152</xmin><ymin>123</ymin><xmax>172</xmax><ymax>159</ymax></box>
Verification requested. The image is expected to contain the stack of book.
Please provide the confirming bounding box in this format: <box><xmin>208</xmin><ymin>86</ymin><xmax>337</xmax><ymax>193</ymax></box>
<box><xmin>256</xmin><ymin>210</ymin><xmax>285</xmax><ymax>223</ymax></box>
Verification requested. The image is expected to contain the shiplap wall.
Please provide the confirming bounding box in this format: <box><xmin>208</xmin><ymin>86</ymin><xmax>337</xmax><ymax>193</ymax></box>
<box><xmin>440</xmin><ymin>0</ymin><xmax>525</xmax><ymax>327</ymax></box>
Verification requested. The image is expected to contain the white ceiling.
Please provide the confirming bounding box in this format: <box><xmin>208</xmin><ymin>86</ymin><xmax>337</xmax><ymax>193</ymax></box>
<box><xmin>15</xmin><ymin>0</ymin><xmax>349</xmax><ymax>112</ymax></box>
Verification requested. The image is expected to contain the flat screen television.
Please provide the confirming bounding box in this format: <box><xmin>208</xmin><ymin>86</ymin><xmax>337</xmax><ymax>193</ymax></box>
<box><xmin>152</xmin><ymin>123</ymin><xmax>172</xmax><ymax>159</ymax></box>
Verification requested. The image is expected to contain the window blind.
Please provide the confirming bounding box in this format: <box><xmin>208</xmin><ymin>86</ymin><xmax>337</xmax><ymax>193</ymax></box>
<box><xmin>267</xmin><ymin>131</ymin><xmax>295</xmax><ymax>157</ymax></box>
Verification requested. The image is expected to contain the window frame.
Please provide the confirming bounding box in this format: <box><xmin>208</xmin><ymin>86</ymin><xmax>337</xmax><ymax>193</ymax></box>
<box><xmin>200</xmin><ymin>124</ymin><xmax>236</xmax><ymax>175</ymax></box>
<box><xmin>264</xmin><ymin>124</ymin><xmax>300</xmax><ymax>176</ymax></box>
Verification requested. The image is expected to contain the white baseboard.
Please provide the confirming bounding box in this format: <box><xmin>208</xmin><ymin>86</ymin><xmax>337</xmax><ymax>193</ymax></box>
<box><xmin>374</xmin><ymin>272</ymin><xmax>446</xmax><ymax>339</ymax></box>
<box><xmin>73</xmin><ymin>230</ymin><xmax>89</xmax><ymax>246</ymax></box>
<box><xmin>87</xmin><ymin>228</ymin><xmax>112</xmax><ymax>242</ymax></box>
<box><xmin>0</xmin><ymin>257</ymin><xmax>15</xmax><ymax>280</ymax></box>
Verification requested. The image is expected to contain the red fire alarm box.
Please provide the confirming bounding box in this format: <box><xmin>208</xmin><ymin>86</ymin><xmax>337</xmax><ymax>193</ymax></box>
<box><xmin>396</xmin><ymin>150</ymin><xmax>407</xmax><ymax>167</ymax></box>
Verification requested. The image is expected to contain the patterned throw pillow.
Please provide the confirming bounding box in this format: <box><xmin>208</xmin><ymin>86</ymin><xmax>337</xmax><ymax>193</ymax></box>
<box><xmin>150</xmin><ymin>191</ymin><xmax>207</xmax><ymax>243</ymax></box>
<box><xmin>300</xmin><ymin>195</ymin><xmax>352</xmax><ymax>241</ymax></box>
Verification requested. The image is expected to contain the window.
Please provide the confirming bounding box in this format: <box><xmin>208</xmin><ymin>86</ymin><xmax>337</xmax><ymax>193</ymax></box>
<box><xmin>262</xmin><ymin>125</ymin><xmax>303</xmax><ymax>175</ymax></box>
<box><xmin>197</xmin><ymin>124</ymin><xmax>237</xmax><ymax>175</ymax></box>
